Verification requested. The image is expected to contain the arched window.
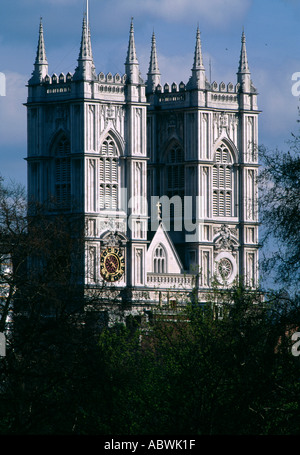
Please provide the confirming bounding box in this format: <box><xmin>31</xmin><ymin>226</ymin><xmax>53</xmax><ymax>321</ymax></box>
<box><xmin>166</xmin><ymin>145</ymin><xmax>184</xmax><ymax>199</ymax></box>
<box><xmin>99</xmin><ymin>135</ymin><xmax>119</xmax><ymax>210</ymax></box>
<box><xmin>153</xmin><ymin>244</ymin><xmax>166</xmax><ymax>274</ymax></box>
<box><xmin>54</xmin><ymin>135</ymin><xmax>71</xmax><ymax>209</ymax></box>
<box><xmin>165</xmin><ymin>144</ymin><xmax>184</xmax><ymax>222</ymax></box>
<box><xmin>212</xmin><ymin>144</ymin><xmax>234</xmax><ymax>217</ymax></box>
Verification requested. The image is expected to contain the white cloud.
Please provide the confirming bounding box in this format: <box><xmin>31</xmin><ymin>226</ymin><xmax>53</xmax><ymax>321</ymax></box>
<box><xmin>146</xmin><ymin>0</ymin><xmax>251</xmax><ymax>25</ymax></box>
<box><xmin>254</xmin><ymin>65</ymin><xmax>300</xmax><ymax>148</ymax></box>
<box><xmin>102</xmin><ymin>0</ymin><xmax>252</xmax><ymax>26</ymax></box>
<box><xmin>0</xmin><ymin>72</ymin><xmax>27</xmax><ymax>146</ymax></box>
<box><xmin>157</xmin><ymin>53</ymin><xmax>192</xmax><ymax>85</ymax></box>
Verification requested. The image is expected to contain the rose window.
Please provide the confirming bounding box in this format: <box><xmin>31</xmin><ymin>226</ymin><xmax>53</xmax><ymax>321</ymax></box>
<box><xmin>217</xmin><ymin>258</ymin><xmax>233</xmax><ymax>280</ymax></box>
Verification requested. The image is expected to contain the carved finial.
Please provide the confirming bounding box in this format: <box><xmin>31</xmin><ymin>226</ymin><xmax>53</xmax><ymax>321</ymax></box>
<box><xmin>126</xmin><ymin>17</ymin><xmax>138</xmax><ymax>63</ymax></box>
<box><xmin>74</xmin><ymin>8</ymin><xmax>96</xmax><ymax>80</ymax></box>
<box><xmin>193</xmin><ymin>25</ymin><xmax>204</xmax><ymax>70</ymax></box>
<box><xmin>125</xmin><ymin>18</ymin><xmax>140</xmax><ymax>84</ymax></box>
<box><xmin>189</xmin><ymin>25</ymin><xmax>206</xmax><ymax>89</ymax></box>
<box><xmin>238</xmin><ymin>28</ymin><xmax>250</xmax><ymax>74</ymax></box>
<box><xmin>146</xmin><ymin>29</ymin><xmax>161</xmax><ymax>93</ymax></box>
<box><xmin>29</xmin><ymin>18</ymin><xmax>48</xmax><ymax>84</ymax></box>
<box><xmin>149</xmin><ymin>31</ymin><xmax>160</xmax><ymax>72</ymax></box>
<box><xmin>36</xmin><ymin>18</ymin><xmax>47</xmax><ymax>65</ymax></box>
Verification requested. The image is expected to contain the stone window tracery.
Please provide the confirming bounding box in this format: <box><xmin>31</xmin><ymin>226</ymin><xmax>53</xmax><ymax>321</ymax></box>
<box><xmin>153</xmin><ymin>244</ymin><xmax>166</xmax><ymax>274</ymax></box>
<box><xmin>213</xmin><ymin>144</ymin><xmax>234</xmax><ymax>217</ymax></box>
<box><xmin>166</xmin><ymin>145</ymin><xmax>184</xmax><ymax>197</ymax></box>
<box><xmin>99</xmin><ymin>135</ymin><xmax>119</xmax><ymax>210</ymax></box>
<box><xmin>166</xmin><ymin>144</ymin><xmax>184</xmax><ymax>220</ymax></box>
<box><xmin>54</xmin><ymin>135</ymin><xmax>71</xmax><ymax>208</ymax></box>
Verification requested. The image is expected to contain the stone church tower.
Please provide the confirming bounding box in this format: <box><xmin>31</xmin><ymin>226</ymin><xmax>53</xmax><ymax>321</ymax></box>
<box><xmin>26</xmin><ymin>8</ymin><xmax>259</xmax><ymax>309</ymax></box>
<box><xmin>146</xmin><ymin>28</ymin><xmax>259</xmax><ymax>298</ymax></box>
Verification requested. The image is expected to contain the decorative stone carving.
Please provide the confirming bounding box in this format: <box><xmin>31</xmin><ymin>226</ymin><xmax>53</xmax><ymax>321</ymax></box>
<box><xmin>106</xmin><ymin>104</ymin><xmax>115</xmax><ymax>120</ymax></box>
<box><xmin>217</xmin><ymin>257</ymin><xmax>233</xmax><ymax>280</ymax></box>
<box><xmin>214</xmin><ymin>224</ymin><xmax>239</xmax><ymax>251</ymax></box>
<box><xmin>101</xmin><ymin>230</ymin><xmax>127</xmax><ymax>247</ymax></box>
<box><xmin>220</xmin><ymin>112</ymin><xmax>228</xmax><ymax>128</ymax></box>
<box><xmin>99</xmin><ymin>218</ymin><xmax>126</xmax><ymax>235</ymax></box>
<box><xmin>214</xmin><ymin>251</ymin><xmax>237</xmax><ymax>285</ymax></box>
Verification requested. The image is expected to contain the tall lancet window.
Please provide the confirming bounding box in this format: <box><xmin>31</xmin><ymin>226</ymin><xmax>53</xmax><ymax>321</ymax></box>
<box><xmin>99</xmin><ymin>135</ymin><xmax>119</xmax><ymax>210</ymax></box>
<box><xmin>166</xmin><ymin>144</ymin><xmax>185</xmax><ymax>222</ymax></box>
<box><xmin>153</xmin><ymin>244</ymin><xmax>166</xmax><ymax>274</ymax></box>
<box><xmin>54</xmin><ymin>135</ymin><xmax>71</xmax><ymax>209</ymax></box>
<box><xmin>166</xmin><ymin>145</ymin><xmax>184</xmax><ymax>199</ymax></box>
<box><xmin>212</xmin><ymin>144</ymin><xmax>234</xmax><ymax>217</ymax></box>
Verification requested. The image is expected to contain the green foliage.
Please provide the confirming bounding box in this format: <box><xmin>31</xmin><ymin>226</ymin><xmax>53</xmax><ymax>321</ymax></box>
<box><xmin>0</xmin><ymin>173</ymin><xmax>298</xmax><ymax>434</ymax></box>
<box><xmin>259</xmin><ymin>143</ymin><xmax>300</xmax><ymax>287</ymax></box>
<box><xmin>0</xmin><ymin>285</ymin><xmax>299</xmax><ymax>435</ymax></box>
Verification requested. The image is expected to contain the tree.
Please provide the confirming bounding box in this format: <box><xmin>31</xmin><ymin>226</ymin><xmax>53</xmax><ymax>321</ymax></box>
<box><xmin>0</xmin><ymin>177</ymin><xmax>133</xmax><ymax>434</ymax></box>
<box><xmin>0</xmin><ymin>177</ymin><xmax>27</xmax><ymax>333</ymax></box>
<box><xmin>259</xmin><ymin>139</ymin><xmax>300</xmax><ymax>289</ymax></box>
<box><xmin>0</xmin><ymin>175</ymin><xmax>299</xmax><ymax>435</ymax></box>
<box><xmin>0</xmin><ymin>177</ymin><xmax>92</xmax><ymax>433</ymax></box>
<box><xmin>81</xmin><ymin>285</ymin><xmax>300</xmax><ymax>435</ymax></box>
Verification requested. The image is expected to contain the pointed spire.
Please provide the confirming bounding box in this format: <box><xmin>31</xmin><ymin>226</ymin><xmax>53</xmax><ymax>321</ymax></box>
<box><xmin>146</xmin><ymin>31</ymin><xmax>161</xmax><ymax>93</ymax></box>
<box><xmin>193</xmin><ymin>26</ymin><xmax>204</xmax><ymax>71</ymax></box>
<box><xmin>88</xmin><ymin>21</ymin><xmax>94</xmax><ymax>63</ymax></box>
<box><xmin>78</xmin><ymin>15</ymin><xmax>92</xmax><ymax>61</ymax></box>
<box><xmin>126</xmin><ymin>18</ymin><xmax>138</xmax><ymax>64</ymax></box>
<box><xmin>238</xmin><ymin>30</ymin><xmax>250</xmax><ymax>74</ymax></box>
<box><xmin>36</xmin><ymin>18</ymin><xmax>48</xmax><ymax>65</ymax></box>
<box><xmin>148</xmin><ymin>31</ymin><xmax>160</xmax><ymax>75</ymax></box>
<box><xmin>74</xmin><ymin>13</ymin><xmax>96</xmax><ymax>80</ymax></box>
<box><xmin>237</xmin><ymin>29</ymin><xmax>251</xmax><ymax>93</ymax></box>
<box><xmin>29</xmin><ymin>18</ymin><xmax>48</xmax><ymax>84</ymax></box>
<box><xmin>189</xmin><ymin>26</ymin><xmax>206</xmax><ymax>90</ymax></box>
<box><xmin>125</xmin><ymin>18</ymin><xmax>140</xmax><ymax>84</ymax></box>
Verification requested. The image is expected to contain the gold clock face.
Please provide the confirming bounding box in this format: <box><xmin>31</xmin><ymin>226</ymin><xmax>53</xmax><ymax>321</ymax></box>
<box><xmin>100</xmin><ymin>247</ymin><xmax>125</xmax><ymax>282</ymax></box>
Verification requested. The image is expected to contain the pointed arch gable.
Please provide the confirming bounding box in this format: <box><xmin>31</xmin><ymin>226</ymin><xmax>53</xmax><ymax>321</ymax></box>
<box><xmin>213</xmin><ymin>136</ymin><xmax>238</xmax><ymax>163</ymax></box>
<box><xmin>99</xmin><ymin>128</ymin><xmax>125</xmax><ymax>157</ymax></box>
<box><xmin>146</xmin><ymin>223</ymin><xmax>183</xmax><ymax>274</ymax></box>
<box><xmin>48</xmin><ymin>128</ymin><xmax>71</xmax><ymax>156</ymax></box>
<box><xmin>161</xmin><ymin>135</ymin><xmax>184</xmax><ymax>163</ymax></box>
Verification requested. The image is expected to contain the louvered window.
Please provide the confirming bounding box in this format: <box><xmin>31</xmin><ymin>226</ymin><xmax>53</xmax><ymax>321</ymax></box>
<box><xmin>99</xmin><ymin>135</ymin><xmax>119</xmax><ymax>210</ymax></box>
<box><xmin>55</xmin><ymin>136</ymin><xmax>71</xmax><ymax>209</ymax></box>
<box><xmin>212</xmin><ymin>144</ymin><xmax>234</xmax><ymax>217</ymax></box>
<box><xmin>166</xmin><ymin>145</ymin><xmax>184</xmax><ymax>221</ymax></box>
<box><xmin>167</xmin><ymin>145</ymin><xmax>184</xmax><ymax>196</ymax></box>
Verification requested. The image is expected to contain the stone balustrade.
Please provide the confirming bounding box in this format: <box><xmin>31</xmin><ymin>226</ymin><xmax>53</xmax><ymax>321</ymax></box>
<box><xmin>147</xmin><ymin>272</ymin><xmax>195</xmax><ymax>289</ymax></box>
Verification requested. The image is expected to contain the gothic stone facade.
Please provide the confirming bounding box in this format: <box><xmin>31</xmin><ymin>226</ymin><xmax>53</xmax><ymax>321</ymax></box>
<box><xmin>26</xmin><ymin>16</ymin><xmax>259</xmax><ymax>309</ymax></box>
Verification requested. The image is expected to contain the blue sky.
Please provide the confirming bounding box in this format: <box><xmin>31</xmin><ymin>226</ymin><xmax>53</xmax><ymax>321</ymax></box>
<box><xmin>1</xmin><ymin>0</ymin><xmax>300</xmax><ymax>186</ymax></box>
